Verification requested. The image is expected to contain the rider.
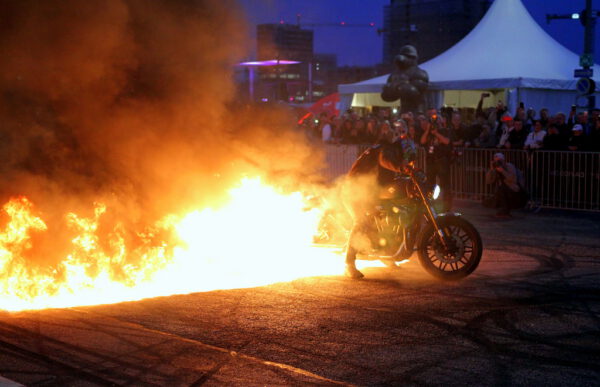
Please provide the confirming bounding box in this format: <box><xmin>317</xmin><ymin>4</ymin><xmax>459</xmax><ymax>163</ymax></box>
<box><xmin>343</xmin><ymin>120</ymin><xmax>417</xmax><ymax>279</ymax></box>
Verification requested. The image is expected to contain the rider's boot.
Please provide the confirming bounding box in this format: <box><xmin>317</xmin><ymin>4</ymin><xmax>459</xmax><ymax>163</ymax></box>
<box><xmin>345</xmin><ymin>245</ymin><xmax>364</xmax><ymax>279</ymax></box>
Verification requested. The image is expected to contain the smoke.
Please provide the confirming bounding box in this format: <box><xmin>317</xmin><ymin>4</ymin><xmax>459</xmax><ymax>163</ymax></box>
<box><xmin>0</xmin><ymin>0</ymin><xmax>322</xmax><ymax>271</ymax></box>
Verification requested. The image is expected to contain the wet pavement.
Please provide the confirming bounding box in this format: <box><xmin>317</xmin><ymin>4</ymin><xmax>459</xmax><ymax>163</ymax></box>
<box><xmin>0</xmin><ymin>201</ymin><xmax>599</xmax><ymax>386</ymax></box>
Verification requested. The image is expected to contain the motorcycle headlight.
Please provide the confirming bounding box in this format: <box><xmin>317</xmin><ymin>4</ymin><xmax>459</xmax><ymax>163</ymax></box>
<box><xmin>432</xmin><ymin>184</ymin><xmax>441</xmax><ymax>200</ymax></box>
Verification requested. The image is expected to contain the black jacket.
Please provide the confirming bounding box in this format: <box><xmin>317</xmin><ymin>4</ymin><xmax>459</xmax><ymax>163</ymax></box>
<box><xmin>348</xmin><ymin>142</ymin><xmax>405</xmax><ymax>186</ymax></box>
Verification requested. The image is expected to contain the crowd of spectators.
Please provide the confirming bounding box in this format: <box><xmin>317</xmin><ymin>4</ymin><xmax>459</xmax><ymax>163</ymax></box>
<box><xmin>304</xmin><ymin>93</ymin><xmax>600</xmax><ymax>152</ymax></box>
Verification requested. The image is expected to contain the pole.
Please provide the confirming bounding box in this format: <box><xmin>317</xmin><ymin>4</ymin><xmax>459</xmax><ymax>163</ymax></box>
<box><xmin>584</xmin><ymin>0</ymin><xmax>596</xmax><ymax>111</ymax></box>
<box><xmin>308</xmin><ymin>61</ymin><xmax>313</xmax><ymax>103</ymax></box>
<box><xmin>248</xmin><ymin>66</ymin><xmax>255</xmax><ymax>101</ymax></box>
<box><xmin>584</xmin><ymin>0</ymin><xmax>595</xmax><ymax>69</ymax></box>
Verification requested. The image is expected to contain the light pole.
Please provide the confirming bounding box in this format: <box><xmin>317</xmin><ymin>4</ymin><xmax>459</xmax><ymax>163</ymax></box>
<box><xmin>547</xmin><ymin>0</ymin><xmax>598</xmax><ymax>111</ymax></box>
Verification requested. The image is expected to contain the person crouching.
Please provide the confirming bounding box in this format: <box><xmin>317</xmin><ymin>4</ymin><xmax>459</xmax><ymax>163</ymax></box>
<box><xmin>485</xmin><ymin>153</ymin><xmax>522</xmax><ymax>218</ymax></box>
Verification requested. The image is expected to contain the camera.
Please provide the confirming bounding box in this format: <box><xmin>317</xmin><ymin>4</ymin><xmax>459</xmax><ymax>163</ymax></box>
<box><xmin>429</xmin><ymin>114</ymin><xmax>440</xmax><ymax>126</ymax></box>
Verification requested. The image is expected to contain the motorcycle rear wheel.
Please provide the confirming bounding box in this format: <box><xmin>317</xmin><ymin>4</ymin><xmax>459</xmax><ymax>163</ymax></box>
<box><xmin>416</xmin><ymin>216</ymin><xmax>482</xmax><ymax>281</ymax></box>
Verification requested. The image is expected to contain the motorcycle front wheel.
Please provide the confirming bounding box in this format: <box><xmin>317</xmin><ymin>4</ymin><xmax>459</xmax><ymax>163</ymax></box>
<box><xmin>416</xmin><ymin>216</ymin><xmax>482</xmax><ymax>281</ymax></box>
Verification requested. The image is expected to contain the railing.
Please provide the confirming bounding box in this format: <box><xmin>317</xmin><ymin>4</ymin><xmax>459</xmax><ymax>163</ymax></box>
<box><xmin>526</xmin><ymin>151</ymin><xmax>600</xmax><ymax>211</ymax></box>
<box><xmin>320</xmin><ymin>144</ymin><xmax>600</xmax><ymax>212</ymax></box>
<box><xmin>450</xmin><ymin>148</ymin><xmax>529</xmax><ymax>202</ymax></box>
<box><xmin>451</xmin><ymin>148</ymin><xmax>600</xmax><ymax>211</ymax></box>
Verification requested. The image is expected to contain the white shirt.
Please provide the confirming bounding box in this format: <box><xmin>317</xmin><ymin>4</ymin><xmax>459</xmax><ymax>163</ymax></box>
<box><xmin>524</xmin><ymin>130</ymin><xmax>546</xmax><ymax>149</ymax></box>
<box><xmin>321</xmin><ymin>123</ymin><xmax>332</xmax><ymax>142</ymax></box>
<box><xmin>497</xmin><ymin>124</ymin><xmax>513</xmax><ymax>148</ymax></box>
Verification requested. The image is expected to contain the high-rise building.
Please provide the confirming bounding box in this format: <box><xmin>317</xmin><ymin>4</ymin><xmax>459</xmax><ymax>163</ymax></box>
<box><xmin>256</xmin><ymin>23</ymin><xmax>314</xmax><ymax>102</ymax></box>
<box><xmin>383</xmin><ymin>0</ymin><xmax>491</xmax><ymax>65</ymax></box>
<box><xmin>312</xmin><ymin>53</ymin><xmax>338</xmax><ymax>99</ymax></box>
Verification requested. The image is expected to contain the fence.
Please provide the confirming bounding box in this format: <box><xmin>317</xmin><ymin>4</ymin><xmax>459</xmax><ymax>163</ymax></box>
<box><xmin>320</xmin><ymin>144</ymin><xmax>600</xmax><ymax>212</ymax></box>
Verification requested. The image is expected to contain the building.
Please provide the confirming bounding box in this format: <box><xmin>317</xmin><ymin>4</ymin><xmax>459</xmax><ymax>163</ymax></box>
<box><xmin>383</xmin><ymin>0</ymin><xmax>492</xmax><ymax>65</ymax></box>
<box><xmin>256</xmin><ymin>23</ymin><xmax>314</xmax><ymax>102</ymax></box>
<box><xmin>250</xmin><ymin>23</ymin><xmax>383</xmax><ymax>104</ymax></box>
<box><xmin>312</xmin><ymin>53</ymin><xmax>338</xmax><ymax>99</ymax></box>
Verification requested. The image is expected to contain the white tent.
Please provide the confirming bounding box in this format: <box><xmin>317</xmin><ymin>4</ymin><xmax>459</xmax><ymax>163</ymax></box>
<box><xmin>339</xmin><ymin>0</ymin><xmax>600</xmax><ymax>114</ymax></box>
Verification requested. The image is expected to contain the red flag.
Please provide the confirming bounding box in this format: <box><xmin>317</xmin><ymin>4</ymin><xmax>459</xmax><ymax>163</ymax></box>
<box><xmin>309</xmin><ymin>93</ymin><xmax>340</xmax><ymax>118</ymax></box>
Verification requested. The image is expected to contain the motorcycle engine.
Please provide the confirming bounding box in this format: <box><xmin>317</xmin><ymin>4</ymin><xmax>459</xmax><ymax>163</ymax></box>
<box><xmin>368</xmin><ymin>200</ymin><xmax>412</xmax><ymax>256</ymax></box>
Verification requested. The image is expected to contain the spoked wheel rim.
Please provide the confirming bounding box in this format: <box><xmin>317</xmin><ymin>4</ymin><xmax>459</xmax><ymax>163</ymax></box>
<box><xmin>425</xmin><ymin>224</ymin><xmax>476</xmax><ymax>273</ymax></box>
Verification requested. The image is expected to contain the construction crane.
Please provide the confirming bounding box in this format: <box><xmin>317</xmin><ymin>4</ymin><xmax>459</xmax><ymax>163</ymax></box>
<box><xmin>278</xmin><ymin>13</ymin><xmax>378</xmax><ymax>30</ymax></box>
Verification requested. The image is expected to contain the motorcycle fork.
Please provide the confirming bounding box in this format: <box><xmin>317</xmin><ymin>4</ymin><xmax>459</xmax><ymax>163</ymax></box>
<box><xmin>412</xmin><ymin>176</ymin><xmax>450</xmax><ymax>250</ymax></box>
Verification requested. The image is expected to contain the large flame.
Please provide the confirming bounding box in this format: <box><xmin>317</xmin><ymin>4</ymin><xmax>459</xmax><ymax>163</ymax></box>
<box><xmin>0</xmin><ymin>177</ymin><xmax>349</xmax><ymax>312</ymax></box>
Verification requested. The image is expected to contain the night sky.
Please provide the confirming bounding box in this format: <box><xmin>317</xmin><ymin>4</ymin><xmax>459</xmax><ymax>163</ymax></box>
<box><xmin>238</xmin><ymin>0</ymin><xmax>599</xmax><ymax>67</ymax></box>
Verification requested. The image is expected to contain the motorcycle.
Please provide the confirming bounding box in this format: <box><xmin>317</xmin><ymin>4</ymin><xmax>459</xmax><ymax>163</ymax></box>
<box><xmin>316</xmin><ymin>163</ymin><xmax>483</xmax><ymax>281</ymax></box>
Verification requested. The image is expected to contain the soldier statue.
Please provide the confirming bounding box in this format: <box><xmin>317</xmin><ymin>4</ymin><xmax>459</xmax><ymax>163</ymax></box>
<box><xmin>381</xmin><ymin>45</ymin><xmax>429</xmax><ymax>113</ymax></box>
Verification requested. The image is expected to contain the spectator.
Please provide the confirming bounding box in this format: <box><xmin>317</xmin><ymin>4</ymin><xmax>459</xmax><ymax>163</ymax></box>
<box><xmin>494</xmin><ymin>100</ymin><xmax>508</xmax><ymax>128</ymax></box>
<box><xmin>393</xmin><ymin>119</ymin><xmax>408</xmax><ymax>141</ymax></box>
<box><xmin>449</xmin><ymin>112</ymin><xmax>469</xmax><ymax>147</ymax></box>
<box><xmin>364</xmin><ymin>118</ymin><xmax>379</xmax><ymax>144</ymax></box>
<box><xmin>401</xmin><ymin>112</ymin><xmax>415</xmax><ymax>129</ymax></box>
<box><xmin>497</xmin><ymin>115</ymin><xmax>514</xmax><ymax>148</ymax></box>
<box><xmin>420</xmin><ymin>112</ymin><xmax>454</xmax><ymax>211</ymax></box>
<box><xmin>505</xmin><ymin>119</ymin><xmax>527</xmax><ymax>149</ymax></box>
<box><xmin>331</xmin><ymin>116</ymin><xmax>343</xmax><ymax>143</ymax></box>
<box><xmin>525</xmin><ymin>108</ymin><xmax>536</xmax><ymax>128</ymax></box>
<box><xmin>341</xmin><ymin>119</ymin><xmax>356</xmax><ymax>144</ymax></box>
<box><xmin>407</xmin><ymin>124</ymin><xmax>417</xmax><ymax>142</ymax></box>
<box><xmin>524</xmin><ymin>120</ymin><xmax>546</xmax><ymax>150</ymax></box>
<box><xmin>570</xmin><ymin>111</ymin><xmax>590</xmax><ymax>135</ymax></box>
<box><xmin>591</xmin><ymin>108</ymin><xmax>600</xmax><ymax>127</ymax></box>
<box><xmin>554</xmin><ymin>112</ymin><xmax>570</xmax><ymax>139</ymax></box>
<box><xmin>542</xmin><ymin>124</ymin><xmax>565</xmax><ymax>150</ymax></box>
<box><xmin>466</xmin><ymin>114</ymin><xmax>489</xmax><ymax>147</ymax></box>
<box><xmin>514</xmin><ymin>106</ymin><xmax>528</xmax><ymax>130</ymax></box>
<box><xmin>354</xmin><ymin>118</ymin><xmax>368</xmax><ymax>143</ymax></box>
<box><xmin>589</xmin><ymin>118</ymin><xmax>600</xmax><ymax>152</ymax></box>
<box><xmin>416</xmin><ymin>114</ymin><xmax>428</xmax><ymax>142</ymax></box>
<box><xmin>320</xmin><ymin>114</ymin><xmax>332</xmax><ymax>143</ymax></box>
<box><xmin>473</xmin><ymin>123</ymin><xmax>497</xmax><ymax>148</ymax></box>
<box><xmin>514</xmin><ymin>106</ymin><xmax>526</xmax><ymax>121</ymax></box>
<box><xmin>567</xmin><ymin>124</ymin><xmax>587</xmax><ymax>151</ymax></box>
<box><xmin>539</xmin><ymin>108</ymin><xmax>550</xmax><ymax>128</ymax></box>
<box><xmin>378</xmin><ymin>121</ymin><xmax>393</xmax><ymax>143</ymax></box>
<box><xmin>485</xmin><ymin>153</ymin><xmax>525</xmax><ymax>218</ymax></box>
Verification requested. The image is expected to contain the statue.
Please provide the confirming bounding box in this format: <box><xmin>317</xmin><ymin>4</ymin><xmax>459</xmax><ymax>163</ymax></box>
<box><xmin>381</xmin><ymin>45</ymin><xmax>429</xmax><ymax>113</ymax></box>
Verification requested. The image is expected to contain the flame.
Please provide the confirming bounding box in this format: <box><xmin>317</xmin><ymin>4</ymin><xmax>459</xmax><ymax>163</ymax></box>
<box><xmin>0</xmin><ymin>178</ymin><xmax>349</xmax><ymax>312</ymax></box>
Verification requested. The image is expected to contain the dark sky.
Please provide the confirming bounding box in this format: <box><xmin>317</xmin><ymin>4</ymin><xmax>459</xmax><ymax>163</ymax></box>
<box><xmin>238</xmin><ymin>0</ymin><xmax>599</xmax><ymax>66</ymax></box>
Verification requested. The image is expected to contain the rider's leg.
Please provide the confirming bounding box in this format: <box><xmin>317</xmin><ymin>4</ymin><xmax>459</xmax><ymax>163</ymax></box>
<box><xmin>345</xmin><ymin>218</ymin><xmax>367</xmax><ymax>279</ymax></box>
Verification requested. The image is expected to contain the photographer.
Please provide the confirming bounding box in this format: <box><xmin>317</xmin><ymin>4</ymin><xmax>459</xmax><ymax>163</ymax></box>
<box><xmin>485</xmin><ymin>153</ymin><xmax>524</xmax><ymax>218</ymax></box>
<box><xmin>420</xmin><ymin>111</ymin><xmax>454</xmax><ymax>211</ymax></box>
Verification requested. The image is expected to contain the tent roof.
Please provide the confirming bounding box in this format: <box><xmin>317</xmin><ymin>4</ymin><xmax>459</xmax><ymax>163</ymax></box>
<box><xmin>340</xmin><ymin>0</ymin><xmax>600</xmax><ymax>93</ymax></box>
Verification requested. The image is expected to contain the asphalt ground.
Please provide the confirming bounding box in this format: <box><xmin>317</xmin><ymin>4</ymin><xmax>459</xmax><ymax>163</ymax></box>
<box><xmin>0</xmin><ymin>201</ymin><xmax>599</xmax><ymax>386</ymax></box>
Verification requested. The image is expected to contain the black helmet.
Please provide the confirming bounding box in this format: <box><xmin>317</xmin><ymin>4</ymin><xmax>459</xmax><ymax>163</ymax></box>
<box><xmin>399</xmin><ymin>45</ymin><xmax>418</xmax><ymax>60</ymax></box>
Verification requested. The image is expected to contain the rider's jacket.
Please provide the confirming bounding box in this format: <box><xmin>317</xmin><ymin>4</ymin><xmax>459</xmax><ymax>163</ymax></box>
<box><xmin>348</xmin><ymin>138</ymin><xmax>416</xmax><ymax>186</ymax></box>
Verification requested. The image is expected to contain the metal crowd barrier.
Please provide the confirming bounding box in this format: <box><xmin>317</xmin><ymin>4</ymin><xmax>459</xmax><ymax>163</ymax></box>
<box><xmin>527</xmin><ymin>150</ymin><xmax>600</xmax><ymax>211</ymax></box>
<box><xmin>450</xmin><ymin>148</ymin><xmax>600</xmax><ymax>211</ymax></box>
<box><xmin>320</xmin><ymin>144</ymin><xmax>428</xmax><ymax>182</ymax></box>
<box><xmin>449</xmin><ymin>148</ymin><xmax>529</xmax><ymax>202</ymax></box>
<box><xmin>320</xmin><ymin>144</ymin><xmax>361</xmax><ymax>181</ymax></box>
<box><xmin>320</xmin><ymin>144</ymin><xmax>600</xmax><ymax>212</ymax></box>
